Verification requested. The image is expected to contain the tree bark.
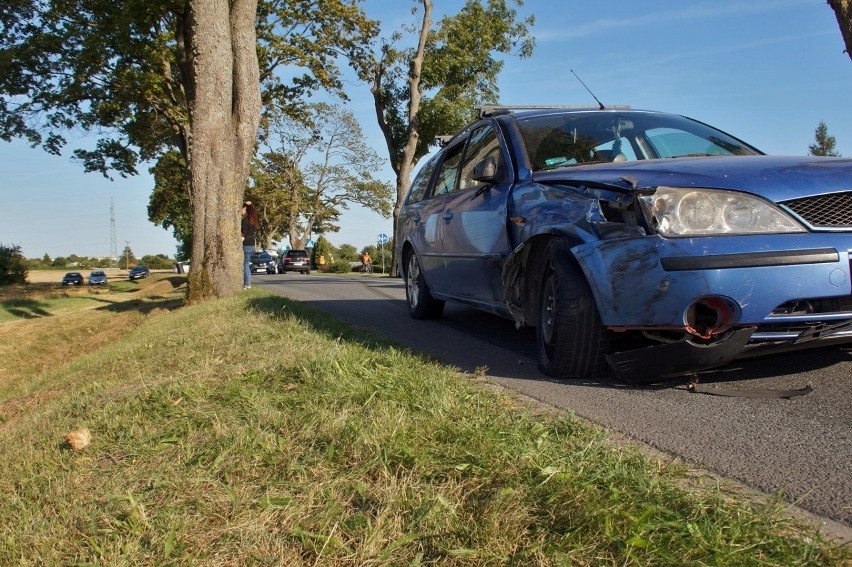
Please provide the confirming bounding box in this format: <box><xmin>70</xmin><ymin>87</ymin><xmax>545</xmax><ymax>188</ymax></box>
<box><xmin>829</xmin><ymin>0</ymin><xmax>852</xmax><ymax>61</ymax></box>
<box><xmin>184</xmin><ymin>0</ymin><xmax>262</xmax><ymax>301</ymax></box>
<box><xmin>373</xmin><ymin>0</ymin><xmax>431</xmax><ymax>274</ymax></box>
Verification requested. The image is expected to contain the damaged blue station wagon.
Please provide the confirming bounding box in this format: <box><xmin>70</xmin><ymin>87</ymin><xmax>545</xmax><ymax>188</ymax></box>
<box><xmin>395</xmin><ymin>105</ymin><xmax>852</xmax><ymax>384</ymax></box>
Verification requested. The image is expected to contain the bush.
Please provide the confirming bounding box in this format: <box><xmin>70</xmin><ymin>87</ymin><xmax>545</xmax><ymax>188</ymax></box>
<box><xmin>0</xmin><ymin>243</ymin><xmax>28</xmax><ymax>285</ymax></box>
<box><xmin>327</xmin><ymin>260</ymin><xmax>351</xmax><ymax>274</ymax></box>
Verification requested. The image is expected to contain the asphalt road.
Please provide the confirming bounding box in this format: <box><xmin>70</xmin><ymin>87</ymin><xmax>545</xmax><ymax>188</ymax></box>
<box><xmin>256</xmin><ymin>272</ymin><xmax>852</xmax><ymax>541</ymax></box>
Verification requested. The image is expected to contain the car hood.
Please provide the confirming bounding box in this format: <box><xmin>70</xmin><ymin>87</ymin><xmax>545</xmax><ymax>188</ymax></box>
<box><xmin>535</xmin><ymin>155</ymin><xmax>852</xmax><ymax>202</ymax></box>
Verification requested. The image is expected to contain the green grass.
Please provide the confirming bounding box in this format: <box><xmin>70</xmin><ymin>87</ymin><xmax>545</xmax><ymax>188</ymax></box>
<box><xmin>0</xmin><ymin>283</ymin><xmax>848</xmax><ymax>565</ymax></box>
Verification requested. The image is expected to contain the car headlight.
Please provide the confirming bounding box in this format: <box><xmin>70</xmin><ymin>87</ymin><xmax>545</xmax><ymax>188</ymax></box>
<box><xmin>638</xmin><ymin>187</ymin><xmax>805</xmax><ymax>236</ymax></box>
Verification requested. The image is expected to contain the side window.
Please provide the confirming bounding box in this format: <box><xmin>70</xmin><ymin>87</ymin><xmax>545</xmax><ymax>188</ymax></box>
<box><xmin>405</xmin><ymin>154</ymin><xmax>439</xmax><ymax>204</ymax></box>
<box><xmin>459</xmin><ymin>125</ymin><xmax>504</xmax><ymax>191</ymax></box>
<box><xmin>433</xmin><ymin>143</ymin><xmax>465</xmax><ymax>197</ymax></box>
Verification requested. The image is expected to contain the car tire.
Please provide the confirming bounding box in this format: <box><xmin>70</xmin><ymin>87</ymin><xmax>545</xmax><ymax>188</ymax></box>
<box><xmin>536</xmin><ymin>240</ymin><xmax>609</xmax><ymax>380</ymax></box>
<box><xmin>306</xmin><ymin>269</ymin><xmax>311</xmax><ymax>275</ymax></box>
<box><xmin>404</xmin><ymin>250</ymin><xmax>444</xmax><ymax>319</ymax></box>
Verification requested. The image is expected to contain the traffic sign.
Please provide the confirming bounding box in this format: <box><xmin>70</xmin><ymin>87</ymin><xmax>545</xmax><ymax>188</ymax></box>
<box><xmin>306</xmin><ymin>239</ymin><xmax>315</xmax><ymax>248</ymax></box>
<box><xmin>377</xmin><ymin>232</ymin><xmax>389</xmax><ymax>244</ymax></box>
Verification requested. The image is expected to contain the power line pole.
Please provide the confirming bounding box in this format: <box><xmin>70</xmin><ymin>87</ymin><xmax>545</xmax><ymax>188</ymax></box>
<box><xmin>110</xmin><ymin>199</ymin><xmax>118</xmax><ymax>269</ymax></box>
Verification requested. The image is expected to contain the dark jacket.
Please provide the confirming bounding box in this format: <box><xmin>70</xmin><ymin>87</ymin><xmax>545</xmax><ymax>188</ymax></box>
<box><xmin>241</xmin><ymin>216</ymin><xmax>256</xmax><ymax>246</ymax></box>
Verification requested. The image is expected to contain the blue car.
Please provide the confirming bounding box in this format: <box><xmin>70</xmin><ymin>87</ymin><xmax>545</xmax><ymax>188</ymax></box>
<box><xmin>129</xmin><ymin>265</ymin><xmax>150</xmax><ymax>280</ymax></box>
<box><xmin>88</xmin><ymin>270</ymin><xmax>108</xmax><ymax>285</ymax></box>
<box><xmin>395</xmin><ymin>106</ymin><xmax>852</xmax><ymax>383</ymax></box>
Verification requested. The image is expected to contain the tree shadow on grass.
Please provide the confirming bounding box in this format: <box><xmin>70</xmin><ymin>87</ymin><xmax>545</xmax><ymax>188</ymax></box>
<box><xmin>1</xmin><ymin>299</ymin><xmax>53</xmax><ymax>319</ymax></box>
<box><xmin>248</xmin><ymin>295</ymin><xmax>399</xmax><ymax>353</ymax></box>
<box><xmin>90</xmin><ymin>276</ymin><xmax>188</xmax><ymax>314</ymax></box>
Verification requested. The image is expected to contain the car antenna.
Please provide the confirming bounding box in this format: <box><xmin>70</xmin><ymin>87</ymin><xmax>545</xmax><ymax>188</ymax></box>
<box><xmin>570</xmin><ymin>69</ymin><xmax>605</xmax><ymax>110</ymax></box>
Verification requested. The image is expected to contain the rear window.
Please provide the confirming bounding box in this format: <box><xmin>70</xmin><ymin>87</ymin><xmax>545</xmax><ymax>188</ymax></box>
<box><xmin>288</xmin><ymin>251</ymin><xmax>308</xmax><ymax>258</ymax></box>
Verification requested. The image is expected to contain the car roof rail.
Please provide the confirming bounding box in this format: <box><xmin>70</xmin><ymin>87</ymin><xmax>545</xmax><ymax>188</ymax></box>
<box><xmin>476</xmin><ymin>104</ymin><xmax>631</xmax><ymax>118</ymax></box>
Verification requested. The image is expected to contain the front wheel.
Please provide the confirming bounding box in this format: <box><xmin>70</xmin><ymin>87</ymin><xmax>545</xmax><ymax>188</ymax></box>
<box><xmin>405</xmin><ymin>251</ymin><xmax>444</xmax><ymax>319</ymax></box>
<box><xmin>536</xmin><ymin>240</ymin><xmax>610</xmax><ymax>380</ymax></box>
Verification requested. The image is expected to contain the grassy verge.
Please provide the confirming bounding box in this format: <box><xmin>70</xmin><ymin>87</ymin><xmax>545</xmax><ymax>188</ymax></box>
<box><xmin>0</xmin><ymin>281</ymin><xmax>847</xmax><ymax>565</ymax></box>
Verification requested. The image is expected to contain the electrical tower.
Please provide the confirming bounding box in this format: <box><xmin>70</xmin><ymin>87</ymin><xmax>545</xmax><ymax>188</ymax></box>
<box><xmin>110</xmin><ymin>199</ymin><xmax>118</xmax><ymax>268</ymax></box>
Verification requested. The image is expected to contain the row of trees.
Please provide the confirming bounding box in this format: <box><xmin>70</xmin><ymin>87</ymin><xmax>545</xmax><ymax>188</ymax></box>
<box><xmin>1</xmin><ymin>0</ymin><xmax>534</xmax><ymax>302</ymax></box>
<box><xmin>307</xmin><ymin>234</ymin><xmax>394</xmax><ymax>273</ymax></box>
<box><xmin>1</xmin><ymin>242</ymin><xmax>180</xmax><ymax>285</ymax></box>
<box><xmin>24</xmin><ymin>252</ymin><xmax>176</xmax><ymax>271</ymax></box>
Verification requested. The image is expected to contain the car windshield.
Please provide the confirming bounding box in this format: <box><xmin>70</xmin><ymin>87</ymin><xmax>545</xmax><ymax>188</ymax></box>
<box><xmin>516</xmin><ymin>110</ymin><xmax>761</xmax><ymax>172</ymax></box>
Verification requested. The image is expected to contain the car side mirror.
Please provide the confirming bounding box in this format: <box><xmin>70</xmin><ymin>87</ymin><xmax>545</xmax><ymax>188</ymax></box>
<box><xmin>472</xmin><ymin>156</ymin><xmax>498</xmax><ymax>183</ymax></box>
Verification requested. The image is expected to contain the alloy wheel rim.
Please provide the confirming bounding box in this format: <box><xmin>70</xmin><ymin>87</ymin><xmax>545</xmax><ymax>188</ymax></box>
<box><xmin>407</xmin><ymin>255</ymin><xmax>420</xmax><ymax>309</ymax></box>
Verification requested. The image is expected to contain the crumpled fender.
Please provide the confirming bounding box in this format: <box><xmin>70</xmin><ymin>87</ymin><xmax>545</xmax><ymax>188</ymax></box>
<box><xmin>501</xmin><ymin>241</ymin><xmax>531</xmax><ymax>328</ymax></box>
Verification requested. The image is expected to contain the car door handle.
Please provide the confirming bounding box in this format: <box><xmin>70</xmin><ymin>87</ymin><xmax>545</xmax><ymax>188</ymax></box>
<box><xmin>443</xmin><ymin>211</ymin><xmax>454</xmax><ymax>221</ymax></box>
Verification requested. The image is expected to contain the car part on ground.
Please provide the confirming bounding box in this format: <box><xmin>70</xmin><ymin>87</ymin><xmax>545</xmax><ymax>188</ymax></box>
<box><xmin>395</xmin><ymin>105</ymin><xmax>852</xmax><ymax>384</ymax></box>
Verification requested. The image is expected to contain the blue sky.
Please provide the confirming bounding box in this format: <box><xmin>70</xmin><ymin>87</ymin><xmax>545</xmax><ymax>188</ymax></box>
<box><xmin>2</xmin><ymin>0</ymin><xmax>850</xmax><ymax>259</ymax></box>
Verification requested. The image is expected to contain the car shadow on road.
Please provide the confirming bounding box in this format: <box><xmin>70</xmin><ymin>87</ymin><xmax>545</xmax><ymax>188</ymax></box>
<box><xmin>583</xmin><ymin>346</ymin><xmax>852</xmax><ymax>394</ymax></box>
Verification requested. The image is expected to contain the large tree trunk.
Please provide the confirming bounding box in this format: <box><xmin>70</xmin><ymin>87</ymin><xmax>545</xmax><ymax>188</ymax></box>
<box><xmin>829</xmin><ymin>0</ymin><xmax>852</xmax><ymax>61</ymax></box>
<box><xmin>379</xmin><ymin>0</ymin><xmax>431</xmax><ymax>275</ymax></box>
<box><xmin>184</xmin><ymin>0</ymin><xmax>262</xmax><ymax>302</ymax></box>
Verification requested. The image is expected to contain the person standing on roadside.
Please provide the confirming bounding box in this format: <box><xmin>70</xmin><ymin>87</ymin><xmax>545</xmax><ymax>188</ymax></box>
<box><xmin>241</xmin><ymin>201</ymin><xmax>258</xmax><ymax>289</ymax></box>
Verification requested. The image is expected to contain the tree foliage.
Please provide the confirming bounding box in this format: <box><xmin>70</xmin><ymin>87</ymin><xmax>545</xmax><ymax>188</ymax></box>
<box><xmin>310</xmin><ymin>234</ymin><xmax>334</xmax><ymax>269</ymax></box>
<box><xmin>0</xmin><ymin>243</ymin><xmax>28</xmax><ymax>285</ymax></box>
<box><xmin>354</xmin><ymin>0</ymin><xmax>534</xmax><ymax>267</ymax></box>
<box><xmin>251</xmin><ymin>102</ymin><xmax>393</xmax><ymax>250</ymax></box>
<box><xmin>809</xmin><ymin>120</ymin><xmax>841</xmax><ymax>156</ymax></box>
<box><xmin>148</xmin><ymin>149</ymin><xmax>192</xmax><ymax>259</ymax></box>
<box><xmin>121</xmin><ymin>245</ymin><xmax>137</xmax><ymax>269</ymax></box>
<box><xmin>1</xmin><ymin>0</ymin><xmax>377</xmax><ymax>300</ymax></box>
<box><xmin>828</xmin><ymin>0</ymin><xmax>852</xmax><ymax>61</ymax></box>
<box><xmin>336</xmin><ymin>243</ymin><xmax>358</xmax><ymax>261</ymax></box>
<box><xmin>1</xmin><ymin>0</ymin><xmax>377</xmax><ymax>176</ymax></box>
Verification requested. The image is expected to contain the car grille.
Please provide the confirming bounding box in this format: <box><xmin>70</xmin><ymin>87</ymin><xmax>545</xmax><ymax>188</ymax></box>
<box><xmin>781</xmin><ymin>191</ymin><xmax>852</xmax><ymax>229</ymax></box>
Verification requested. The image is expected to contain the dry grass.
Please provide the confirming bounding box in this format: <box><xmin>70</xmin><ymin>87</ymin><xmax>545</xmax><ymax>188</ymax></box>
<box><xmin>0</xmin><ymin>273</ymin><xmax>186</xmax><ymax>425</ymax></box>
<box><xmin>0</xmin><ymin>283</ymin><xmax>848</xmax><ymax>566</ymax></box>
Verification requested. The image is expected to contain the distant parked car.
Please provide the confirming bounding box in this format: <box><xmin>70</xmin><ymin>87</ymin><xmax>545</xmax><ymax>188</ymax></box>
<box><xmin>129</xmin><ymin>265</ymin><xmax>150</xmax><ymax>280</ymax></box>
<box><xmin>61</xmin><ymin>272</ymin><xmax>84</xmax><ymax>286</ymax></box>
<box><xmin>278</xmin><ymin>249</ymin><xmax>311</xmax><ymax>274</ymax></box>
<box><xmin>88</xmin><ymin>270</ymin><xmax>108</xmax><ymax>285</ymax></box>
<box><xmin>250</xmin><ymin>251</ymin><xmax>277</xmax><ymax>274</ymax></box>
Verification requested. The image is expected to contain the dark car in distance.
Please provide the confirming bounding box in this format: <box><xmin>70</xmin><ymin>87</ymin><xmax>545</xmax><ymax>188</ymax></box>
<box><xmin>250</xmin><ymin>251</ymin><xmax>277</xmax><ymax>274</ymax></box>
<box><xmin>395</xmin><ymin>104</ymin><xmax>852</xmax><ymax>384</ymax></box>
<box><xmin>62</xmin><ymin>272</ymin><xmax>84</xmax><ymax>285</ymax></box>
<box><xmin>88</xmin><ymin>270</ymin><xmax>108</xmax><ymax>285</ymax></box>
<box><xmin>129</xmin><ymin>265</ymin><xmax>150</xmax><ymax>280</ymax></box>
<box><xmin>278</xmin><ymin>249</ymin><xmax>311</xmax><ymax>274</ymax></box>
